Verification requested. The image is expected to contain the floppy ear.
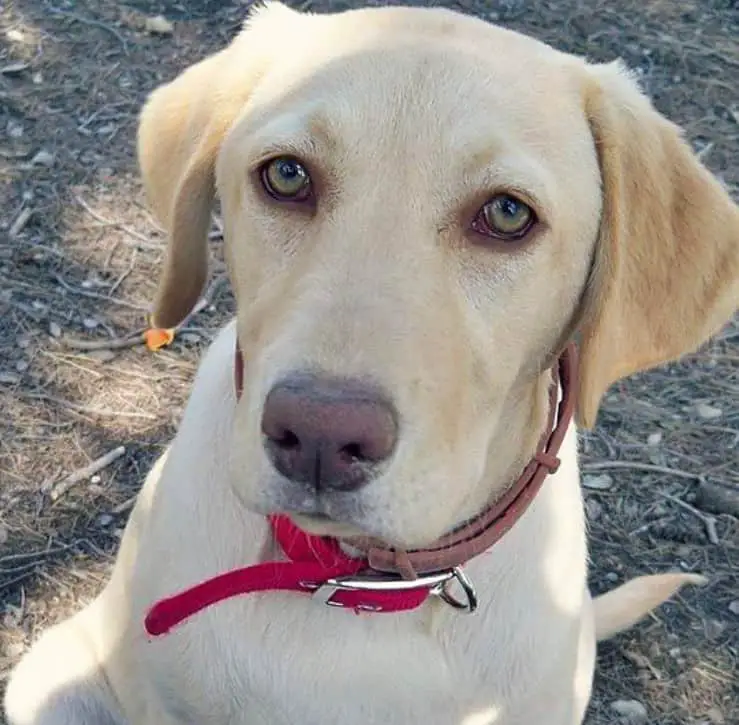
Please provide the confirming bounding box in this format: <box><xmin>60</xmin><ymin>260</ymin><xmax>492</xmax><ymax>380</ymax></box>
<box><xmin>576</xmin><ymin>61</ymin><xmax>739</xmax><ymax>428</ymax></box>
<box><xmin>137</xmin><ymin>1</ymin><xmax>299</xmax><ymax>328</ymax></box>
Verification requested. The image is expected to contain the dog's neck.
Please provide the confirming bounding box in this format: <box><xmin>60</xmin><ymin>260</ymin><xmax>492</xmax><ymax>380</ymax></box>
<box><xmin>455</xmin><ymin>368</ymin><xmax>556</xmax><ymax>531</ymax></box>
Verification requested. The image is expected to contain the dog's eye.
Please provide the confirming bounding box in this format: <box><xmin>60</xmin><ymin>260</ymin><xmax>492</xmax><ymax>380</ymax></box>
<box><xmin>472</xmin><ymin>194</ymin><xmax>535</xmax><ymax>240</ymax></box>
<box><xmin>260</xmin><ymin>157</ymin><xmax>312</xmax><ymax>201</ymax></box>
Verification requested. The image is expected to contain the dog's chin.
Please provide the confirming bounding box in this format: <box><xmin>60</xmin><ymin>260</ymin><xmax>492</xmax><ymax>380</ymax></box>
<box><xmin>290</xmin><ymin>513</ymin><xmax>365</xmax><ymax>539</ymax></box>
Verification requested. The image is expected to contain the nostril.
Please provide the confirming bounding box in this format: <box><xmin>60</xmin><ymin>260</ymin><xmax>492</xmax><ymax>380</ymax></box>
<box><xmin>269</xmin><ymin>428</ymin><xmax>300</xmax><ymax>451</ymax></box>
<box><xmin>339</xmin><ymin>442</ymin><xmax>364</xmax><ymax>463</ymax></box>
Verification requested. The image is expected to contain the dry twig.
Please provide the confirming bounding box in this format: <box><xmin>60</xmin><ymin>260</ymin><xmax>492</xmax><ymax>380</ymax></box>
<box><xmin>48</xmin><ymin>7</ymin><xmax>130</xmax><ymax>53</ymax></box>
<box><xmin>581</xmin><ymin>460</ymin><xmax>703</xmax><ymax>481</ymax></box>
<box><xmin>73</xmin><ymin>194</ymin><xmax>158</xmax><ymax>248</ymax></box>
<box><xmin>658</xmin><ymin>491</ymin><xmax>720</xmax><ymax>545</ymax></box>
<box><xmin>48</xmin><ymin>446</ymin><xmax>127</xmax><ymax>502</ymax></box>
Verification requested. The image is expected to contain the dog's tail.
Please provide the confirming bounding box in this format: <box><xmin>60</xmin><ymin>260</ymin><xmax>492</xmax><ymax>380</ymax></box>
<box><xmin>593</xmin><ymin>572</ymin><xmax>707</xmax><ymax>642</ymax></box>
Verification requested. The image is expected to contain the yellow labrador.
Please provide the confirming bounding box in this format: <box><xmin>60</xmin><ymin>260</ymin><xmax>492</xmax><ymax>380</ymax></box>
<box><xmin>5</xmin><ymin>3</ymin><xmax>738</xmax><ymax>724</ymax></box>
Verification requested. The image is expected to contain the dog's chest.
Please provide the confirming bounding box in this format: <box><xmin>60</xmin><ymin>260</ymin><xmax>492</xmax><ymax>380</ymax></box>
<box><xmin>145</xmin><ymin>594</ymin><xmax>497</xmax><ymax>725</ymax></box>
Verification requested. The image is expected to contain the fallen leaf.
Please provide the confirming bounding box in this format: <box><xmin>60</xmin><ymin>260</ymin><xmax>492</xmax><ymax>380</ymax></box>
<box><xmin>144</xmin><ymin>327</ymin><xmax>175</xmax><ymax>351</ymax></box>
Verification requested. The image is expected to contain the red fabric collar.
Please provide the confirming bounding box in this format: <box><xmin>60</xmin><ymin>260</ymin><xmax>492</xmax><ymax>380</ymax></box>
<box><xmin>145</xmin><ymin>515</ymin><xmax>430</xmax><ymax>637</ymax></box>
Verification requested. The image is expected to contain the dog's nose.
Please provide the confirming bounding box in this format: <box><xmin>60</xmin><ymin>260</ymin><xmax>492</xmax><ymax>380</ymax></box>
<box><xmin>261</xmin><ymin>376</ymin><xmax>398</xmax><ymax>492</ymax></box>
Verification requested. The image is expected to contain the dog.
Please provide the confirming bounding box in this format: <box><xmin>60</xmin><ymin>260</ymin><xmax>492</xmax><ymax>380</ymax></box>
<box><xmin>5</xmin><ymin>3</ymin><xmax>738</xmax><ymax>724</ymax></box>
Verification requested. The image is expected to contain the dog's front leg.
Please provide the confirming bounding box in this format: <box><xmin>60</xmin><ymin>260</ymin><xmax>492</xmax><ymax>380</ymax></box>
<box><xmin>4</xmin><ymin>613</ymin><xmax>124</xmax><ymax>725</ymax></box>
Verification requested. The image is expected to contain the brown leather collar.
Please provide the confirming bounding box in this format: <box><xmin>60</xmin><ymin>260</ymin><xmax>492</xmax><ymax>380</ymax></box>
<box><xmin>233</xmin><ymin>341</ymin><xmax>577</xmax><ymax>580</ymax></box>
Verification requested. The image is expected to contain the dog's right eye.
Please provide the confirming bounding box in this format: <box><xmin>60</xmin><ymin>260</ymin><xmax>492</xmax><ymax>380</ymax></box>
<box><xmin>260</xmin><ymin>157</ymin><xmax>313</xmax><ymax>202</ymax></box>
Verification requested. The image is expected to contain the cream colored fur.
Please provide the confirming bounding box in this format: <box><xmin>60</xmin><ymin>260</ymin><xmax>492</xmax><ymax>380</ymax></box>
<box><xmin>5</xmin><ymin>3</ymin><xmax>737</xmax><ymax>724</ymax></box>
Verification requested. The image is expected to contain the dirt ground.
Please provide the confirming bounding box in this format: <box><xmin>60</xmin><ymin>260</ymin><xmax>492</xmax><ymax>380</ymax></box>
<box><xmin>0</xmin><ymin>0</ymin><xmax>737</xmax><ymax>722</ymax></box>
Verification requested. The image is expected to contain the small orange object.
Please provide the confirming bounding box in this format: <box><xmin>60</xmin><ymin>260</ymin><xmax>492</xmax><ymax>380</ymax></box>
<box><xmin>144</xmin><ymin>327</ymin><xmax>175</xmax><ymax>351</ymax></box>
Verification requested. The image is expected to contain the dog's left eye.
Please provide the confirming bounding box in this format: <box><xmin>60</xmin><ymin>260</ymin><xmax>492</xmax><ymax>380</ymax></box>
<box><xmin>260</xmin><ymin>157</ymin><xmax>312</xmax><ymax>201</ymax></box>
<box><xmin>471</xmin><ymin>194</ymin><xmax>535</xmax><ymax>241</ymax></box>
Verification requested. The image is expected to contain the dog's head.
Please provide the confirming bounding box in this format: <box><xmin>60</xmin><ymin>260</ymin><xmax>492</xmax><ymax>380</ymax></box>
<box><xmin>138</xmin><ymin>3</ymin><xmax>738</xmax><ymax>547</ymax></box>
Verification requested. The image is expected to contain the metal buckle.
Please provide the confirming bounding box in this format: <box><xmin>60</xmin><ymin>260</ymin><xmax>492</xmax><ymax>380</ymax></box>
<box><xmin>301</xmin><ymin>567</ymin><xmax>477</xmax><ymax>614</ymax></box>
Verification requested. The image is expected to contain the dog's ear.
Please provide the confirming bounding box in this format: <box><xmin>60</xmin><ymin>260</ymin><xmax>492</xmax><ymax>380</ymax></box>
<box><xmin>575</xmin><ymin>61</ymin><xmax>739</xmax><ymax>428</ymax></box>
<box><xmin>137</xmin><ymin>1</ymin><xmax>299</xmax><ymax>328</ymax></box>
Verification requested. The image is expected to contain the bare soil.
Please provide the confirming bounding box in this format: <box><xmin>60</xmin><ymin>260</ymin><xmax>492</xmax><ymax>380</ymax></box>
<box><xmin>1</xmin><ymin>1</ymin><xmax>737</xmax><ymax>723</ymax></box>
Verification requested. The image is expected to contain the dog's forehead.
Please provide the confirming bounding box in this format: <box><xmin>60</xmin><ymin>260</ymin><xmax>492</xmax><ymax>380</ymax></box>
<box><xmin>245</xmin><ymin>38</ymin><xmax>587</xmax><ymax>164</ymax></box>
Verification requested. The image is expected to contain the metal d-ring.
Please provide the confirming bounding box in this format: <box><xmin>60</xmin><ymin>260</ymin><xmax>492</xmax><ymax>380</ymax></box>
<box><xmin>433</xmin><ymin>567</ymin><xmax>478</xmax><ymax>613</ymax></box>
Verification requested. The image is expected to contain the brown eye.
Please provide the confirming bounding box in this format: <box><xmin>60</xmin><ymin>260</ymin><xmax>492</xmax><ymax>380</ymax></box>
<box><xmin>260</xmin><ymin>157</ymin><xmax>312</xmax><ymax>201</ymax></box>
<box><xmin>472</xmin><ymin>194</ymin><xmax>535</xmax><ymax>240</ymax></box>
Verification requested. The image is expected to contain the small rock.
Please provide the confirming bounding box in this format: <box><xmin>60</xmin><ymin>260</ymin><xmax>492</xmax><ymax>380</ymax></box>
<box><xmin>7</xmin><ymin>120</ymin><xmax>24</xmax><ymax>138</ymax></box>
<box><xmin>90</xmin><ymin>474</ymin><xmax>102</xmax><ymax>484</ymax></box>
<box><xmin>82</xmin><ymin>317</ymin><xmax>99</xmax><ymax>329</ymax></box>
<box><xmin>49</xmin><ymin>321</ymin><xmax>62</xmax><ymax>338</ymax></box>
<box><xmin>705</xmin><ymin>619</ymin><xmax>726</xmax><ymax>641</ymax></box>
<box><xmin>728</xmin><ymin>600</ymin><xmax>739</xmax><ymax>616</ymax></box>
<box><xmin>606</xmin><ymin>572</ymin><xmax>619</xmax><ymax>583</ymax></box>
<box><xmin>694</xmin><ymin>403</ymin><xmax>722</xmax><ymax>420</ymax></box>
<box><xmin>97</xmin><ymin>514</ymin><xmax>114</xmax><ymax>527</ymax></box>
<box><xmin>32</xmin><ymin>72</ymin><xmax>43</xmax><ymax>84</ymax></box>
<box><xmin>0</xmin><ymin>371</ymin><xmax>21</xmax><ymax>385</ymax></box>
<box><xmin>583</xmin><ymin>473</ymin><xmax>613</xmax><ymax>490</ymax></box>
<box><xmin>585</xmin><ymin>499</ymin><xmax>603</xmax><ymax>522</ymax></box>
<box><xmin>145</xmin><ymin>15</ymin><xmax>174</xmax><ymax>34</ymax></box>
<box><xmin>15</xmin><ymin>359</ymin><xmax>28</xmax><ymax>373</ymax></box>
<box><xmin>610</xmin><ymin>699</ymin><xmax>647</xmax><ymax>724</ymax></box>
<box><xmin>31</xmin><ymin>149</ymin><xmax>55</xmax><ymax>167</ymax></box>
<box><xmin>706</xmin><ymin>706</ymin><xmax>725</xmax><ymax>724</ymax></box>
<box><xmin>647</xmin><ymin>432</ymin><xmax>662</xmax><ymax>446</ymax></box>
<box><xmin>6</xmin><ymin>29</ymin><xmax>25</xmax><ymax>42</ymax></box>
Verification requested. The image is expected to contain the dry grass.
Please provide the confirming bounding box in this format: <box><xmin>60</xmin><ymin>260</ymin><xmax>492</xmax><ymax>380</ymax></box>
<box><xmin>0</xmin><ymin>1</ymin><xmax>737</xmax><ymax>723</ymax></box>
